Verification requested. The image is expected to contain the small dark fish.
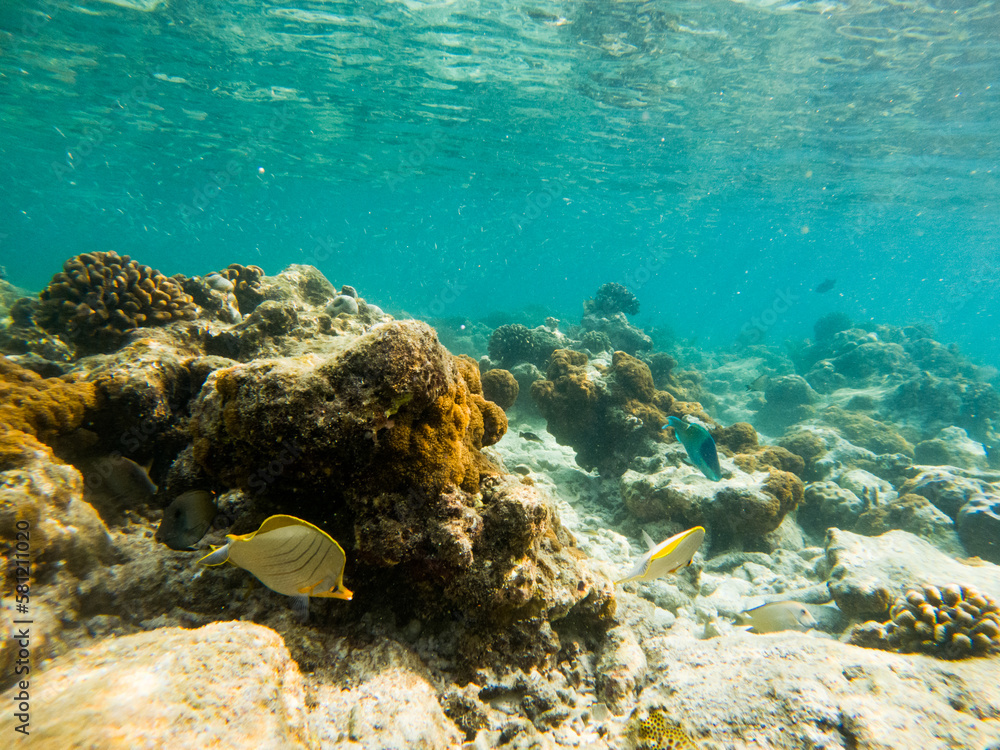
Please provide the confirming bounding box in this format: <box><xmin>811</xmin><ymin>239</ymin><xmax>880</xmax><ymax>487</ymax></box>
<box><xmin>519</xmin><ymin>431</ymin><xmax>544</xmax><ymax>443</ymax></box>
<box><xmin>89</xmin><ymin>454</ymin><xmax>157</xmax><ymax>504</ymax></box>
<box><xmin>814</xmin><ymin>278</ymin><xmax>836</xmax><ymax>294</ymax></box>
<box><xmin>156</xmin><ymin>490</ymin><xmax>217</xmax><ymax>550</ymax></box>
<box><xmin>746</xmin><ymin>374</ymin><xmax>771</xmax><ymax>392</ymax></box>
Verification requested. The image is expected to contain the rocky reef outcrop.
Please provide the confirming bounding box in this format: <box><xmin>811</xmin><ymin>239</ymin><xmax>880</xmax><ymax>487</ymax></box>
<box><xmin>530</xmin><ymin>349</ymin><xmax>704</xmax><ymax>476</ymax></box>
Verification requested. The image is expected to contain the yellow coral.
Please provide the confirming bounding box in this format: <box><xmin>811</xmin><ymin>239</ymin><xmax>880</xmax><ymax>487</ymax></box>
<box><xmin>0</xmin><ymin>356</ymin><xmax>97</xmax><ymax>468</ymax></box>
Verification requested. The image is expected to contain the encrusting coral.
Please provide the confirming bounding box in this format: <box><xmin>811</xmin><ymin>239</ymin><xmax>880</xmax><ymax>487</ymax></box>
<box><xmin>36</xmin><ymin>251</ymin><xmax>198</xmax><ymax>351</ymax></box>
<box><xmin>851</xmin><ymin>584</ymin><xmax>1000</xmax><ymax>660</ymax></box>
<box><xmin>0</xmin><ymin>355</ymin><xmax>97</xmax><ymax>468</ymax></box>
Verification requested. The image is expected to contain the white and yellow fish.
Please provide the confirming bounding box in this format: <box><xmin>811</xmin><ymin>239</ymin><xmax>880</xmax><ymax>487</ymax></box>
<box><xmin>735</xmin><ymin>601</ymin><xmax>817</xmax><ymax>634</ymax></box>
<box><xmin>616</xmin><ymin>526</ymin><xmax>705</xmax><ymax>585</ymax></box>
<box><xmin>199</xmin><ymin>514</ymin><xmax>353</xmax><ymax>600</ymax></box>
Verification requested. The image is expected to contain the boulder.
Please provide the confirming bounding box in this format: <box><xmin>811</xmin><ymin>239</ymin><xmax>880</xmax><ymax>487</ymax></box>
<box><xmin>824</xmin><ymin>528</ymin><xmax>1000</xmax><ymax>618</ymax></box>
<box><xmin>0</xmin><ymin>622</ymin><xmax>311</xmax><ymax>749</ymax></box>
<box><xmin>957</xmin><ymin>493</ymin><xmax>1000</xmax><ymax>564</ymax></box>
<box><xmin>630</xmin><ymin>631</ymin><xmax>1000</xmax><ymax>749</ymax></box>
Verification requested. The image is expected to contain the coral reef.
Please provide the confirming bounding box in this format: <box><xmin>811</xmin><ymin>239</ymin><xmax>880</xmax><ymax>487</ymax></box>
<box><xmin>584</xmin><ymin>282</ymin><xmax>640</xmax><ymax>317</ymax></box>
<box><xmin>530</xmin><ymin>349</ymin><xmax>701</xmax><ymax>476</ymax></box>
<box><xmin>481</xmin><ymin>368</ymin><xmax>519</xmax><ymax>410</ymax></box>
<box><xmin>36</xmin><ymin>251</ymin><xmax>198</xmax><ymax>352</ymax></box>
<box><xmin>189</xmin><ymin>320</ymin><xmax>612</xmax><ymax>668</ymax></box>
<box><xmin>218</xmin><ymin>263</ymin><xmax>266</xmax><ymax>315</ymax></box>
<box><xmin>488</xmin><ymin>323</ymin><xmax>561</xmax><ymax>369</ymax></box>
<box><xmin>851</xmin><ymin>584</ymin><xmax>1000</xmax><ymax>659</ymax></box>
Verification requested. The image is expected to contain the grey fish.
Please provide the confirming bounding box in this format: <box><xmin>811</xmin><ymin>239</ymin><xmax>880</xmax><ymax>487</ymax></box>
<box><xmin>89</xmin><ymin>454</ymin><xmax>157</xmax><ymax>504</ymax></box>
<box><xmin>815</xmin><ymin>278</ymin><xmax>836</xmax><ymax>294</ymax></box>
<box><xmin>746</xmin><ymin>374</ymin><xmax>771</xmax><ymax>392</ymax></box>
<box><xmin>519</xmin><ymin>431</ymin><xmax>544</xmax><ymax>443</ymax></box>
<box><xmin>156</xmin><ymin>490</ymin><xmax>217</xmax><ymax>550</ymax></box>
<box><xmin>735</xmin><ymin>601</ymin><xmax>818</xmax><ymax>634</ymax></box>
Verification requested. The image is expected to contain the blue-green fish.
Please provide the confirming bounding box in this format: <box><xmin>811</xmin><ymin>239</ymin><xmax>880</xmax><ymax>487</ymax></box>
<box><xmin>666</xmin><ymin>416</ymin><xmax>722</xmax><ymax>481</ymax></box>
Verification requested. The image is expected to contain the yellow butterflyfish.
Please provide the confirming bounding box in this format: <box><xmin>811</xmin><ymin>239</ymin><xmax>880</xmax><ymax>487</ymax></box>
<box><xmin>616</xmin><ymin>526</ymin><xmax>705</xmax><ymax>585</ymax></box>
<box><xmin>198</xmin><ymin>514</ymin><xmax>353</xmax><ymax>600</ymax></box>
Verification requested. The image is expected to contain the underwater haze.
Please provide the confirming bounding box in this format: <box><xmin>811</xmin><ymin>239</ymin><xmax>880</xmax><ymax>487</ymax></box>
<box><xmin>2</xmin><ymin>0</ymin><xmax>999</xmax><ymax>361</ymax></box>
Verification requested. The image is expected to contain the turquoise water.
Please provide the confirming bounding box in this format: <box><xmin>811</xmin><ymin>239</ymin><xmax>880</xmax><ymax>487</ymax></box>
<box><xmin>2</xmin><ymin>0</ymin><xmax>999</xmax><ymax>360</ymax></box>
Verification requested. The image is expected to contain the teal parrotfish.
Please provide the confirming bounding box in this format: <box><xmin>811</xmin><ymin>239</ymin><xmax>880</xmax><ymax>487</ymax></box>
<box><xmin>735</xmin><ymin>601</ymin><xmax>818</xmax><ymax>634</ymax></box>
<box><xmin>616</xmin><ymin>526</ymin><xmax>705</xmax><ymax>585</ymax></box>
<box><xmin>199</xmin><ymin>514</ymin><xmax>353</xmax><ymax>600</ymax></box>
<box><xmin>665</xmin><ymin>416</ymin><xmax>722</xmax><ymax>481</ymax></box>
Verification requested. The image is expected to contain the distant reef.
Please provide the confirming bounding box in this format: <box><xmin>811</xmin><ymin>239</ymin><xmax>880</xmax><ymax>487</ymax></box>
<box><xmin>2</xmin><ymin>262</ymin><xmax>1000</xmax><ymax>749</ymax></box>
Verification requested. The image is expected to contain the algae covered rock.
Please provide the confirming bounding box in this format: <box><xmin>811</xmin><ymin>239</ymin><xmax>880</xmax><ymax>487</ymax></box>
<box><xmin>855</xmin><ymin>493</ymin><xmax>963</xmax><ymax>556</ymax></box>
<box><xmin>628</xmin><ymin>628</ymin><xmax>1000</xmax><ymax>749</ymax></box>
<box><xmin>799</xmin><ymin>481</ymin><xmax>863</xmax><ymax>535</ymax></box>
<box><xmin>531</xmin><ymin>348</ymin><xmax>706</xmax><ymax>476</ymax></box>
<box><xmin>190</xmin><ymin>319</ymin><xmax>505</xmax><ymax>498</ymax></box>
<box><xmin>957</xmin><ymin>493</ymin><xmax>1000</xmax><ymax>564</ymax></box>
<box><xmin>619</xmin><ymin>461</ymin><xmax>803</xmax><ymax>547</ymax></box>
<box><xmin>752</xmin><ymin>375</ymin><xmax>817</xmax><ymax>434</ymax></box>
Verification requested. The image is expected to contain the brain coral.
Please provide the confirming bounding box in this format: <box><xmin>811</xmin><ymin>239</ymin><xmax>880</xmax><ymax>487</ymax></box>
<box><xmin>37</xmin><ymin>251</ymin><xmax>198</xmax><ymax>351</ymax></box>
<box><xmin>0</xmin><ymin>355</ymin><xmax>97</xmax><ymax>468</ymax></box>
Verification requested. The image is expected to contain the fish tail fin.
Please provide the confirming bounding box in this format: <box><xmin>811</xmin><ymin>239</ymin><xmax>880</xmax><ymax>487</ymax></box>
<box><xmin>197</xmin><ymin>543</ymin><xmax>231</xmax><ymax>566</ymax></box>
<box><xmin>641</xmin><ymin>529</ymin><xmax>657</xmax><ymax>551</ymax></box>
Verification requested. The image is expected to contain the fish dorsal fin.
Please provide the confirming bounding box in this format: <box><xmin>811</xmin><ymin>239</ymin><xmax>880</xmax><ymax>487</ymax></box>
<box><xmin>642</xmin><ymin>529</ymin><xmax>657</xmax><ymax>551</ymax></box>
